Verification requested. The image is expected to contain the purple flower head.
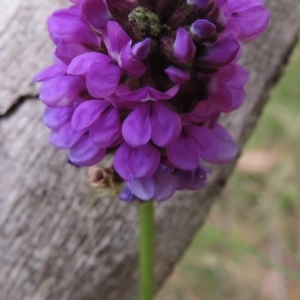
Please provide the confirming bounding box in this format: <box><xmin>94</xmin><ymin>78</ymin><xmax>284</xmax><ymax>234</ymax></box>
<box><xmin>35</xmin><ymin>0</ymin><xmax>270</xmax><ymax>201</ymax></box>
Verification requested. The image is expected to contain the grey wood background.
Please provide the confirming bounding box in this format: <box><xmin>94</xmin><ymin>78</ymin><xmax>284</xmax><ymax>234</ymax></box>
<box><xmin>0</xmin><ymin>0</ymin><xmax>299</xmax><ymax>299</ymax></box>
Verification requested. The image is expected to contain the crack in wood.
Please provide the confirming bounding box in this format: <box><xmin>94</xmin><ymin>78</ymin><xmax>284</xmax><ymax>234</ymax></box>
<box><xmin>0</xmin><ymin>95</ymin><xmax>38</xmax><ymax>119</ymax></box>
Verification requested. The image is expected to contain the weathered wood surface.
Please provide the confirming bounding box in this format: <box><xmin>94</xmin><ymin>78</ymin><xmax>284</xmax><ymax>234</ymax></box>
<box><xmin>0</xmin><ymin>0</ymin><xmax>299</xmax><ymax>299</ymax></box>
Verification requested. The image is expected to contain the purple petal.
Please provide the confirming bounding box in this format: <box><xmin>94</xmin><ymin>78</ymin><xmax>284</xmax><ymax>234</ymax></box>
<box><xmin>194</xmin><ymin>84</ymin><xmax>232</xmax><ymax>115</ymax></box>
<box><xmin>193</xmin><ymin>99</ymin><xmax>216</xmax><ymax>117</ymax></box>
<box><xmin>104</xmin><ymin>21</ymin><xmax>131</xmax><ymax>61</ymax></box>
<box><xmin>227</xmin><ymin>86</ymin><xmax>245</xmax><ymax>111</ymax></box>
<box><xmin>233</xmin><ymin>6</ymin><xmax>270</xmax><ymax>41</ymax></box>
<box><xmin>71</xmin><ymin>100</ymin><xmax>110</xmax><ymax>130</ymax></box>
<box><xmin>119</xmin><ymin>43</ymin><xmax>147</xmax><ymax>78</ymax></box>
<box><xmin>109</xmin><ymin>90</ymin><xmax>140</xmax><ymax>110</ymax></box>
<box><xmin>152</xmin><ymin>167</ymin><xmax>176</xmax><ymax>201</ymax></box>
<box><xmin>187</xmin><ymin>0</ymin><xmax>210</xmax><ymax>9</ymax></box>
<box><xmin>81</xmin><ymin>0</ymin><xmax>111</xmax><ymax>31</ymax></box>
<box><xmin>201</xmin><ymin>34</ymin><xmax>240</xmax><ymax>68</ymax></box>
<box><xmin>166</xmin><ymin>134</ymin><xmax>200</xmax><ymax>170</ymax></box>
<box><xmin>216</xmin><ymin>64</ymin><xmax>236</xmax><ymax>83</ymax></box>
<box><xmin>90</xmin><ymin>106</ymin><xmax>122</xmax><ymax>148</ymax></box>
<box><xmin>67</xmin><ymin>52</ymin><xmax>112</xmax><ymax>75</ymax></box>
<box><xmin>115</xmin><ymin>85</ymin><xmax>180</xmax><ymax>102</ymax></box>
<box><xmin>128</xmin><ymin>177</ymin><xmax>155</xmax><ymax>201</ymax></box>
<box><xmin>119</xmin><ymin>186</ymin><xmax>137</xmax><ymax>202</ymax></box>
<box><xmin>39</xmin><ymin>75</ymin><xmax>86</xmax><ymax>107</ymax></box>
<box><xmin>227</xmin><ymin>0</ymin><xmax>264</xmax><ymax>12</ymax></box>
<box><xmin>34</xmin><ymin>64</ymin><xmax>66</xmax><ymax>82</ymax></box>
<box><xmin>122</xmin><ymin>103</ymin><xmax>151</xmax><ymax>147</ymax></box>
<box><xmin>55</xmin><ymin>40</ymin><xmax>92</xmax><ymax>65</ymax></box>
<box><xmin>174</xmin><ymin>28</ymin><xmax>196</xmax><ymax>63</ymax></box>
<box><xmin>48</xmin><ymin>10</ymin><xmax>98</xmax><ymax>47</ymax></box>
<box><xmin>43</xmin><ymin>106</ymin><xmax>73</xmax><ymax>131</ymax></box>
<box><xmin>165</xmin><ymin>66</ymin><xmax>190</xmax><ymax>84</ymax></box>
<box><xmin>187</xmin><ymin>125</ymin><xmax>217</xmax><ymax>161</ymax></box>
<box><xmin>69</xmin><ymin>135</ymin><xmax>106</xmax><ymax>167</ymax></box>
<box><xmin>151</xmin><ymin>102</ymin><xmax>182</xmax><ymax>147</ymax></box>
<box><xmin>148</xmin><ymin>85</ymin><xmax>180</xmax><ymax>100</ymax></box>
<box><xmin>228</xmin><ymin>64</ymin><xmax>249</xmax><ymax>87</ymax></box>
<box><xmin>87</xmin><ymin>62</ymin><xmax>122</xmax><ymax>98</ymax></box>
<box><xmin>189</xmin><ymin>165</ymin><xmax>209</xmax><ymax>189</ymax></box>
<box><xmin>50</xmin><ymin>122</ymin><xmax>85</xmax><ymax>149</ymax></box>
<box><xmin>175</xmin><ymin>169</ymin><xmax>194</xmax><ymax>190</ymax></box>
<box><xmin>132</xmin><ymin>38</ymin><xmax>151</xmax><ymax>60</ymax></box>
<box><xmin>190</xmin><ymin>19</ymin><xmax>216</xmax><ymax>39</ymax></box>
<box><xmin>208</xmin><ymin>124</ymin><xmax>238</xmax><ymax>163</ymax></box>
<box><xmin>114</xmin><ymin>143</ymin><xmax>160</xmax><ymax>180</ymax></box>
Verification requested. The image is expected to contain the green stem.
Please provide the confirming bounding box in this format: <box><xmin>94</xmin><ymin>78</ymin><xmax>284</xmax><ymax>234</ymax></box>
<box><xmin>139</xmin><ymin>200</ymin><xmax>155</xmax><ymax>300</ymax></box>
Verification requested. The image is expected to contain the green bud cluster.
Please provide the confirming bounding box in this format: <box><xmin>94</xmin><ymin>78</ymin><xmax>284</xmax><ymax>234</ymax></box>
<box><xmin>129</xmin><ymin>7</ymin><xmax>162</xmax><ymax>38</ymax></box>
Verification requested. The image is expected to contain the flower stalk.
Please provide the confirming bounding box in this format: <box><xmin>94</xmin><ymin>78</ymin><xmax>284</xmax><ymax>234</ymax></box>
<box><xmin>139</xmin><ymin>200</ymin><xmax>155</xmax><ymax>300</ymax></box>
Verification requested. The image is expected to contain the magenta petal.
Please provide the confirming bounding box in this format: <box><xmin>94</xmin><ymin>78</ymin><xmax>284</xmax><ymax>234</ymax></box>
<box><xmin>116</xmin><ymin>86</ymin><xmax>149</xmax><ymax>102</ymax></box>
<box><xmin>115</xmin><ymin>85</ymin><xmax>180</xmax><ymax>102</ymax></box>
<box><xmin>55</xmin><ymin>40</ymin><xmax>92</xmax><ymax>65</ymax></box>
<box><xmin>165</xmin><ymin>66</ymin><xmax>190</xmax><ymax>84</ymax></box>
<box><xmin>234</xmin><ymin>6</ymin><xmax>270</xmax><ymax>41</ymax></box>
<box><xmin>87</xmin><ymin>62</ymin><xmax>121</xmax><ymax>98</ymax></box>
<box><xmin>166</xmin><ymin>135</ymin><xmax>200</xmax><ymax>170</ymax></box>
<box><xmin>109</xmin><ymin>93</ymin><xmax>140</xmax><ymax>110</ymax></box>
<box><xmin>34</xmin><ymin>64</ymin><xmax>67</xmax><ymax>82</ymax></box>
<box><xmin>211</xmin><ymin>84</ymin><xmax>233</xmax><ymax>113</ymax></box>
<box><xmin>50</xmin><ymin>123</ymin><xmax>85</xmax><ymax>149</ymax></box>
<box><xmin>147</xmin><ymin>85</ymin><xmax>180</xmax><ymax>101</ymax></box>
<box><xmin>48</xmin><ymin>11</ymin><xmax>98</xmax><ymax>47</ymax></box>
<box><xmin>151</xmin><ymin>102</ymin><xmax>182</xmax><ymax>147</ymax></box>
<box><xmin>105</xmin><ymin>21</ymin><xmax>131</xmax><ymax>60</ymax></box>
<box><xmin>119</xmin><ymin>43</ymin><xmax>147</xmax><ymax>77</ymax></box>
<box><xmin>188</xmin><ymin>0</ymin><xmax>210</xmax><ymax>9</ymax></box>
<box><xmin>81</xmin><ymin>0</ymin><xmax>111</xmax><ymax>31</ymax></box>
<box><xmin>69</xmin><ymin>135</ymin><xmax>106</xmax><ymax>167</ymax></box>
<box><xmin>39</xmin><ymin>75</ymin><xmax>86</xmax><ymax>107</ymax></box>
<box><xmin>174</xmin><ymin>28</ymin><xmax>196</xmax><ymax>63</ymax></box>
<box><xmin>228</xmin><ymin>65</ymin><xmax>249</xmax><ymax>87</ymax></box>
<box><xmin>193</xmin><ymin>99</ymin><xmax>216</xmax><ymax>117</ymax></box>
<box><xmin>175</xmin><ymin>169</ymin><xmax>194</xmax><ymax>190</ymax></box>
<box><xmin>209</xmin><ymin>124</ymin><xmax>238</xmax><ymax>163</ymax></box>
<box><xmin>67</xmin><ymin>52</ymin><xmax>112</xmax><ymax>75</ymax></box>
<box><xmin>194</xmin><ymin>84</ymin><xmax>232</xmax><ymax>115</ymax></box>
<box><xmin>43</xmin><ymin>106</ymin><xmax>73</xmax><ymax>131</ymax></box>
<box><xmin>122</xmin><ymin>103</ymin><xmax>151</xmax><ymax>147</ymax></box>
<box><xmin>190</xmin><ymin>19</ymin><xmax>216</xmax><ymax>39</ymax></box>
<box><xmin>186</xmin><ymin>125</ymin><xmax>217</xmax><ymax>161</ymax></box>
<box><xmin>227</xmin><ymin>0</ymin><xmax>264</xmax><ymax>14</ymax></box>
<box><xmin>132</xmin><ymin>38</ymin><xmax>151</xmax><ymax>60</ymax></box>
<box><xmin>119</xmin><ymin>186</ymin><xmax>136</xmax><ymax>202</ymax></box>
<box><xmin>114</xmin><ymin>143</ymin><xmax>160</xmax><ymax>180</ymax></box>
<box><xmin>128</xmin><ymin>178</ymin><xmax>155</xmax><ymax>201</ymax></box>
<box><xmin>90</xmin><ymin>106</ymin><xmax>122</xmax><ymax>148</ymax></box>
<box><xmin>227</xmin><ymin>86</ymin><xmax>245</xmax><ymax>111</ymax></box>
<box><xmin>201</xmin><ymin>34</ymin><xmax>240</xmax><ymax>68</ymax></box>
<box><xmin>216</xmin><ymin>64</ymin><xmax>236</xmax><ymax>83</ymax></box>
<box><xmin>188</xmin><ymin>166</ymin><xmax>209</xmax><ymax>190</ymax></box>
<box><xmin>71</xmin><ymin>100</ymin><xmax>110</xmax><ymax>130</ymax></box>
<box><xmin>152</xmin><ymin>167</ymin><xmax>176</xmax><ymax>201</ymax></box>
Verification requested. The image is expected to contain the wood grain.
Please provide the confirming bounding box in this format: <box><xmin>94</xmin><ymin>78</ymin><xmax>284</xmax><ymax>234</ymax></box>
<box><xmin>0</xmin><ymin>1</ymin><xmax>299</xmax><ymax>299</ymax></box>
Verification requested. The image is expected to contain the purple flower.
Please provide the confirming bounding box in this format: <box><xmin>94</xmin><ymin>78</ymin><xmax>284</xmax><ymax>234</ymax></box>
<box><xmin>222</xmin><ymin>0</ymin><xmax>270</xmax><ymax>41</ymax></box>
<box><xmin>35</xmin><ymin>0</ymin><xmax>270</xmax><ymax>201</ymax></box>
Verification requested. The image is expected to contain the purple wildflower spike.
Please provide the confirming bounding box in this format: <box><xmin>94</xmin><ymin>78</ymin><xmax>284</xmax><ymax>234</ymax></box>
<box><xmin>35</xmin><ymin>0</ymin><xmax>270</xmax><ymax>201</ymax></box>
